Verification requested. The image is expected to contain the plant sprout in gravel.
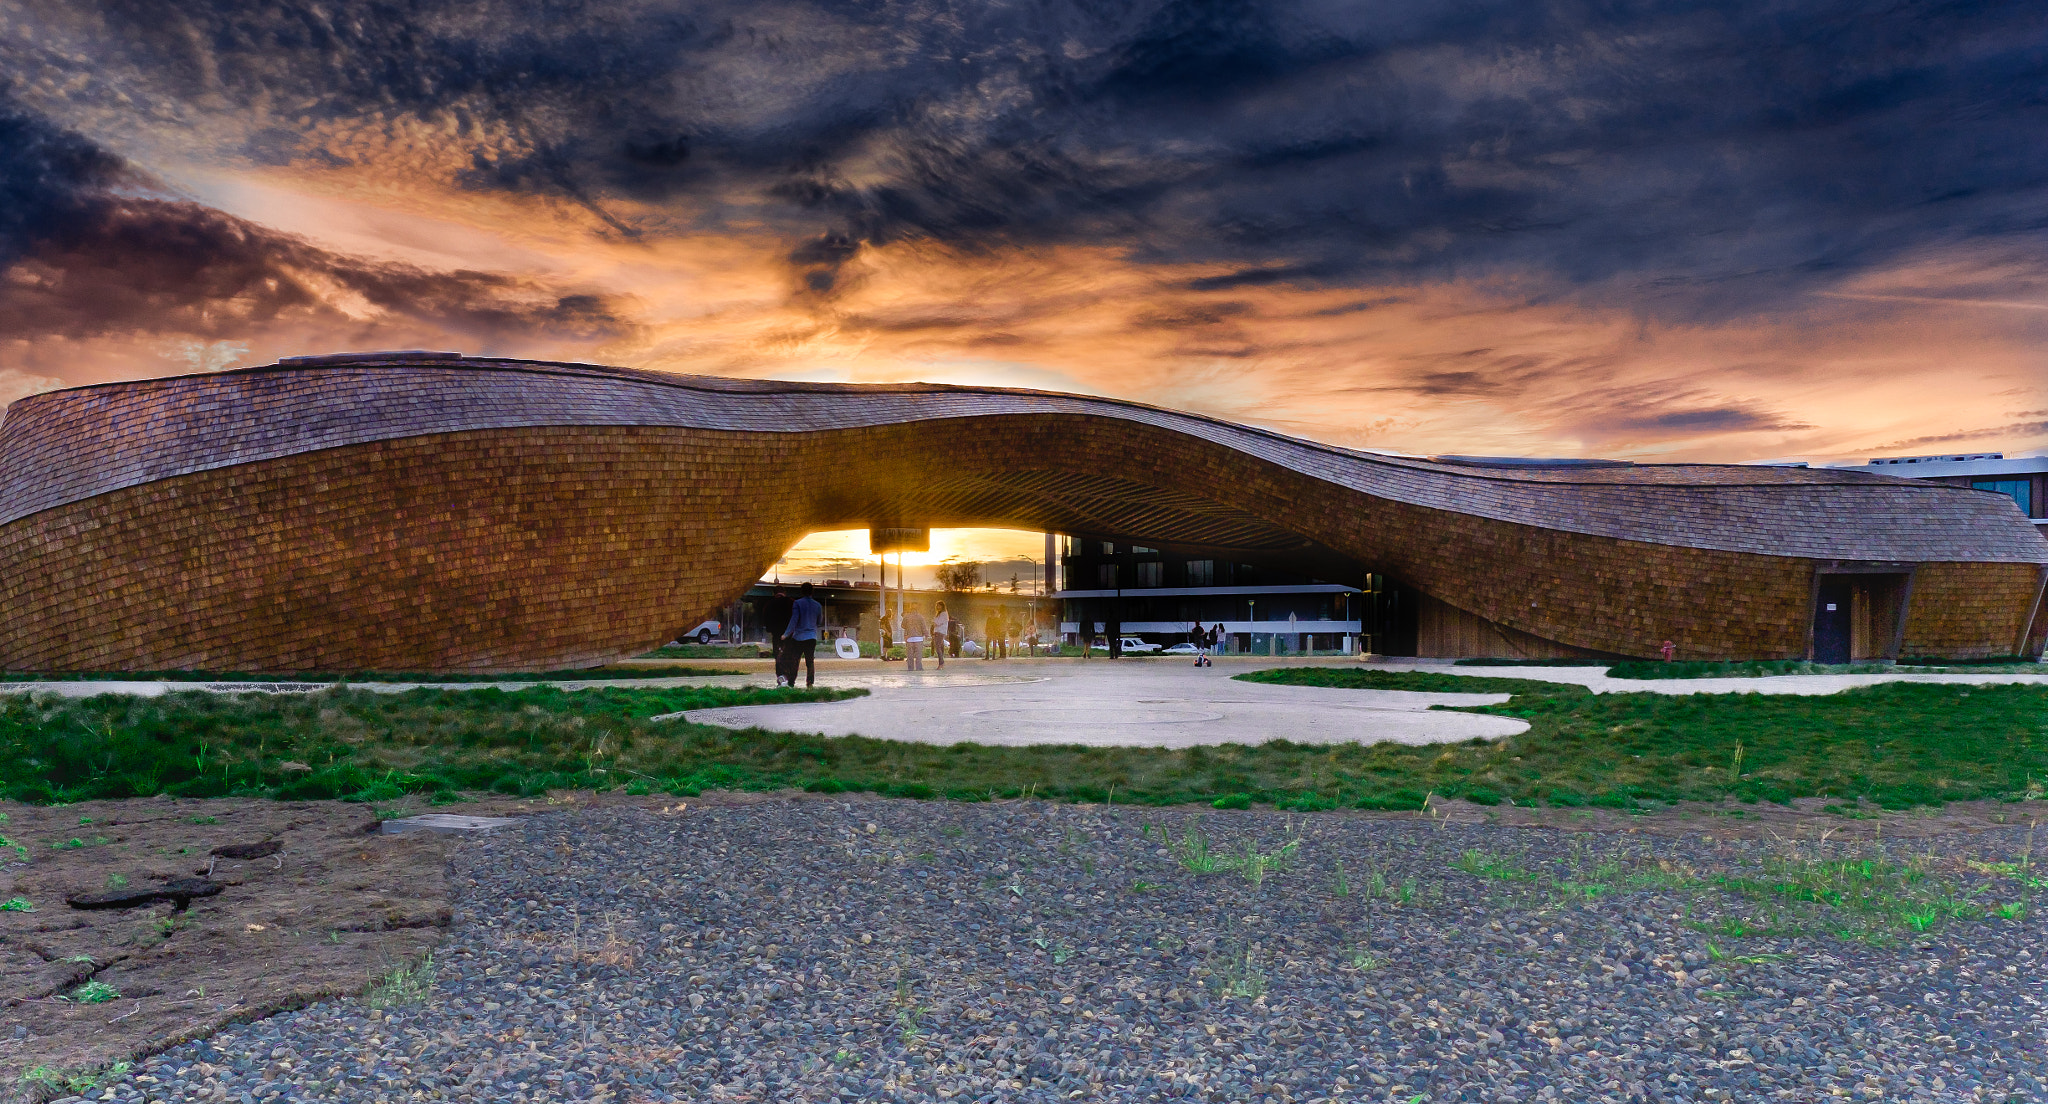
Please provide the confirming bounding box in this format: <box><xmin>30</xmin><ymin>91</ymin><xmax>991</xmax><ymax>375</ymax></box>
<box><xmin>62</xmin><ymin>980</ymin><xmax>120</xmax><ymax>1003</ymax></box>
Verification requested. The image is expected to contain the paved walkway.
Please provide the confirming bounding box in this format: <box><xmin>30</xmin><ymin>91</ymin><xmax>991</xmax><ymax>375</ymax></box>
<box><xmin>683</xmin><ymin>660</ymin><xmax>1526</xmax><ymax>747</ymax></box>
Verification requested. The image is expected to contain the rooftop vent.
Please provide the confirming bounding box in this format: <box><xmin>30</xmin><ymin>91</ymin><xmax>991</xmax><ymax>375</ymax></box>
<box><xmin>1431</xmin><ymin>455</ymin><xmax>1634</xmax><ymax>469</ymax></box>
<box><xmin>1867</xmin><ymin>453</ymin><xmax>2003</xmax><ymax>465</ymax></box>
<box><xmin>277</xmin><ymin>350</ymin><xmax>464</xmax><ymax>366</ymax></box>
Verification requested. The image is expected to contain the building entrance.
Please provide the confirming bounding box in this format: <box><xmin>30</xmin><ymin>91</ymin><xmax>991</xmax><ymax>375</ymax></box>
<box><xmin>1811</xmin><ymin>570</ymin><xmax>1912</xmax><ymax>664</ymax></box>
<box><xmin>1812</xmin><ymin>582</ymin><xmax>1853</xmax><ymax>664</ymax></box>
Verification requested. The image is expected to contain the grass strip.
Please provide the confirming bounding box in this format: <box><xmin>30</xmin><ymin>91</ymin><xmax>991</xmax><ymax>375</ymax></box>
<box><xmin>2</xmin><ymin>685</ymin><xmax>863</xmax><ymax>803</ymax></box>
<box><xmin>1452</xmin><ymin>657</ymin><xmax>1610</xmax><ymax>667</ymax></box>
<box><xmin>1604</xmin><ymin>658</ymin><xmax>2042</xmax><ymax>679</ymax></box>
<box><xmin>1</xmin><ymin>666</ymin><xmax>729</xmax><ymax>683</ymax></box>
<box><xmin>1236</xmin><ymin>667</ymin><xmax>2048</xmax><ymax>809</ymax></box>
<box><xmin>7</xmin><ymin>669</ymin><xmax>2047</xmax><ymax>811</ymax></box>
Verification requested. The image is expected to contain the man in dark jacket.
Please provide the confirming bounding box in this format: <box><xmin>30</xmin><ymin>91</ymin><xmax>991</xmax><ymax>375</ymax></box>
<box><xmin>764</xmin><ymin>586</ymin><xmax>793</xmax><ymax>686</ymax></box>
<box><xmin>784</xmin><ymin>583</ymin><xmax>825</xmax><ymax>688</ymax></box>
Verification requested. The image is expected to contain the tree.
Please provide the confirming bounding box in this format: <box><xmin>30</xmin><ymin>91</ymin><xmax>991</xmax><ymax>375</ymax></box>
<box><xmin>934</xmin><ymin>560</ymin><xmax>982</xmax><ymax>592</ymax></box>
<box><xmin>1007</xmin><ymin>573</ymin><xmax>1020</xmax><ymax>593</ymax></box>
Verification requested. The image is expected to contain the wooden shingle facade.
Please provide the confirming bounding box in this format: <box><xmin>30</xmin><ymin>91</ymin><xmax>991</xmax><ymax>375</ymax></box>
<box><xmin>2</xmin><ymin>354</ymin><xmax>2044</xmax><ymax>670</ymax></box>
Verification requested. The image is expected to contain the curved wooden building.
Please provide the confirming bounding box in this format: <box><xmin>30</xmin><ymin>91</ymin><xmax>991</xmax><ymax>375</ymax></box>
<box><xmin>2</xmin><ymin>353</ymin><xmax>2044</xmax><ymax>670</ymax></box>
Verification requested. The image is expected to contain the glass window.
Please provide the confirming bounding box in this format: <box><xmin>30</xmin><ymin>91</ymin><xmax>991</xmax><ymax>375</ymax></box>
<box><xmin>1186</xmin><ymin>559</ymin><xmax>1215</xmax><ymax>586</ymax></box>
<box><xmin>1101</xmin><ymin>541</ymin><xmax>1115</xmax><ymax>555</ymax></box>
<box><xmin>1973</xmin><ymin>479</ymin><xmax>2034</xmax><ymax>516</ymax></box>
<box><xmin>1096</xmin><ymin>564</ymin><xmax>1119</xmax><ymax>588</ymax></box>
<box><xmin>1135</xmin><ymin>562</ymin><xmax>1162</xmax><ymax>587</ymax></box>
<box><xmin>1131</xmin><ymin>546</ymin><xmax>1158</xmax><ymax>554</ymax></box>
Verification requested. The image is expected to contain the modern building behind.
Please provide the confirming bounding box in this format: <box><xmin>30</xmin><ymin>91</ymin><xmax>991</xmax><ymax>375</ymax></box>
<box><xmin>1053</xmin><ymin>538</ymin><xmax>1374</xmax><ymax>654</ymax></box>
<box><xmin>1836</xmin><ymin>453</ymin><xmax>2047</xmax><ymax>531</ymax></box>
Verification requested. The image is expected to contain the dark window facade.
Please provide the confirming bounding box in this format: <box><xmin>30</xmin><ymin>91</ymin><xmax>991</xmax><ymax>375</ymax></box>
<box><xmin>1974</xmin><ymin>479</ymin><xmax>2033</xmax><ymax>516</ymax></box>
<box><xmin>1135</xmin><ymin>561</ymin><xmax>1162</xmax><ymax>587</ymax></box>
<box><xmin>1185</xmin><ymin>559</ymin><xmax>1215</xmax><ymax>586</ymax></box>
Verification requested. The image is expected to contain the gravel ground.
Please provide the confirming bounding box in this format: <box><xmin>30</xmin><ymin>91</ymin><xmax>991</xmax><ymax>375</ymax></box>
<box><xmin>68</xmin><ymin>799</ymin><xmax>2048</xmax><ymax>1103</ymax></box>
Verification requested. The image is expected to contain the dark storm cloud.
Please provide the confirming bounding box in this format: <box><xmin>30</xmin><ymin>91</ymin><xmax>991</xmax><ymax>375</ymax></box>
<box><xmin>1614</xmin><ymin>407</ymin><xmax>1809</xmax><ymax>434</ymax></box>
<box><xmin>0</xmin><ymin>86</ymin><xmax>635</xmax><ymax>341</ymax></box>
<box><xmin>8</xmin><ymin>0</ymin><xmax>2048</xmax><ymax>313</ymax></box>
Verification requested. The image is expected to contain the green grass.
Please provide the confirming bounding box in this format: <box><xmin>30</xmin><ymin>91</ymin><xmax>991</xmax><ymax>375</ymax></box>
<box><xmin>366</xmin><ymin>954</ymin><xmax>437</xmax><ymax>1008</ymax></box>
<box><xmin>6</xmin><ymin>666</ymin><xmax>2047</xmax><ymax>812</ymax></box>
<box><xmin>638</xmin><ymin>644</ymin><xmax>768</xmax><ymax>660</ymax></box>
<box><xmin>1150</xmin><ymin>821</ymin><xmax>1300</xmax><ymax>884</ymax></box>
<box><xmin>1422</xmin><ymin>836</ymin><xmax>2047</xmax><ymax>940</ymax></box>
<box><xmin>1606</xmin><ymin>657</ymin><xmax>2042</xmax><ymax>679</ymax></box>
<box><xmin>2</xmin><ymin>665</ymin><xmax>727</xmax><ymax>683</ymax></box>
<box><xmin>0</xmin><ymin>684</ymin><xmax>861</xmax><ymax>803</ymax></box>
<box><xmin>21</xmin><ymin>1062</ymin><xmax>131</xmax><ymax>1095</ymax></box>
<box><xmin>62</xmin><ymin>980</ymin><xmax>120</xmax><ymax>1003</ymax></box>
<box><xmin>1675</xmin><ymin>847</ymin><xmax>2048</xmax><ymax>941</ymax></box>
<box><xmin>1237</xmin><ymin>667</ymin><xmax>2048</xmax><ymax>809</ymax></box>
<box><xmin>1454</xmin><ymin>657</ymin><xmax>1610</xmax><ymax>667</ymax></box>
<box><xmin>1606</xmin><ymin>659</ymin><xmax>1895</xmax><ymax>679</ymax></box>
<box><xmin>1452</xmin><ymin>848</ymin><xmax>1534</xmax><ymax>880</ymax></box>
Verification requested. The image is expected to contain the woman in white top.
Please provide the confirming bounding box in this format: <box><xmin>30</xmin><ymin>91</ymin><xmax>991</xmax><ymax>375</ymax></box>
<box><xmin>931</xmin><ymin>600</ymin><xmax>950</xmax><ymax>669</ymax></box>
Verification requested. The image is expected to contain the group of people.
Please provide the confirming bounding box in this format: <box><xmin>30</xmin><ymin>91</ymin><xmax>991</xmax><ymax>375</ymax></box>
<box><xmin>1189</xmin><ymin>622</ymin><xmax>1229</xmax><ymax>666</ymax></box>
<box><xmin>762</xmin><ymin>585</ymin><xmax>1044</xmax><ymax>684</ymax></box>
<box><xmin>895</xmin><ymin>601</ymin><xmax>1036</xmax><ymax>667</ymax></box>
<box><xmin>762</xmin><ymin>583</ymin><xmax>825</xmax><ymax>688</ymax></box>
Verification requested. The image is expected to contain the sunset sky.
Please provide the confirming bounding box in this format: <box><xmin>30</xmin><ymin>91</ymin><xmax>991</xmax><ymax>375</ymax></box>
<box><xmin>4</xmin><ymin>0</ymin><xmax>2045</xmax><ymax>565</ymax></box>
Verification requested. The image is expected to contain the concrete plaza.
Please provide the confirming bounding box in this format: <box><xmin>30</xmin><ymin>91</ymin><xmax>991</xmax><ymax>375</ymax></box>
<box><xmin>681</xmin><ymin>657</ymin><xmax>1528</xmax><ymax>747</ymax></box>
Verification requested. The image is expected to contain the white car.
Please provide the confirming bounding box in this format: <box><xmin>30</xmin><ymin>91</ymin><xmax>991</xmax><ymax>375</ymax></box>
<box><xmin>1162</xmin><ymin>642</ymin><xmax>1202</xmax><ymax>655</ymax></box>
<box><xmin>673</xmin><ymin>620</ymin><xmax>723</xmax><ymax>645</ymax></box>
<box><xmin>1091</xmin><ymin>636</ymin><xmax>1163</xmax><ymax>654</ymax></box>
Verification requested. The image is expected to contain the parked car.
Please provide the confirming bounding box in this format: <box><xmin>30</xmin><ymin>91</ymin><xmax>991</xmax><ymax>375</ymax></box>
<box><xmin>1090</xmin><ymin>636</ymin><xmax>1163</xmax><ymax>653</ymax></box>
<box><xmin>1162</xmin><ymin>642</ymin><xmax>1202</xmax><ymax>655</ymax></box>
<box><xmin>672</xmin><ymin>620</ymin><xmax>723</xmax><ymax>645</ymax></box>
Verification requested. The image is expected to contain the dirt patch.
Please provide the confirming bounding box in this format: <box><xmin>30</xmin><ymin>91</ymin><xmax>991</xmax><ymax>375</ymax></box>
<box><xmin>0</xmin><ymin>789</ymin><xmax>799</xmax><ymax>1102</ymax></box>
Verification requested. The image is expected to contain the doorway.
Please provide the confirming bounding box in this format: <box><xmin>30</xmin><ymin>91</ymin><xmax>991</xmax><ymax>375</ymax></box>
<box><xmin>1811</xmin><ymin>570</ymin><xmax>1912</xmax><ymax>664</ymax></box>
<box><xmin>1812</xmin><ymin>582</ymin><xmax>1852</xmax><ymax>664</ymax></box>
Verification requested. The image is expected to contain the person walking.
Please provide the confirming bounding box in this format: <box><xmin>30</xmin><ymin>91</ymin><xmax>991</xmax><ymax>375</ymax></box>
<box><xmin>904</xmin><ymin>603</ymin><xmax>929</xmax><ymax>671</ymax></box>
<box><xmin>984</xmin><ymin>608</ymin><xmax>1001</xmax><ymax>660</ymax></box>
<box><xmin>784</xmin><ymin>582</ymin><xmax>825</xmax><ymax>688</ymax></box>
<box><xmin>931</xmin><ymin>600</ymin><xmax>950</xmax><ymax>669</ymax></box>
<box><xmin>765</xmin><ymin>586</ymin><xmax>794</xmax><ymax>687</ymax></box>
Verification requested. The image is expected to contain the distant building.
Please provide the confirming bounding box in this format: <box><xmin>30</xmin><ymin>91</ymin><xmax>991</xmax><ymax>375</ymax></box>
<box><xmin>734</xmin><ymin>579</ymin><xmax>1051</xmax><ymax>654</ymax></box>
<box><xmin>1835</xmin><ymin>453</ymin><xmax>2046</xmax><ymax>531</ymax></box>
<box><xmin>731</xmin><ymin>580</ymin><xmax>880</xmax><ymax>645</ymax></box>
<box><xmin>1053</xmin><ymin>538</ymin><xmax>1372</xmax><ymax>654</ymax></box>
